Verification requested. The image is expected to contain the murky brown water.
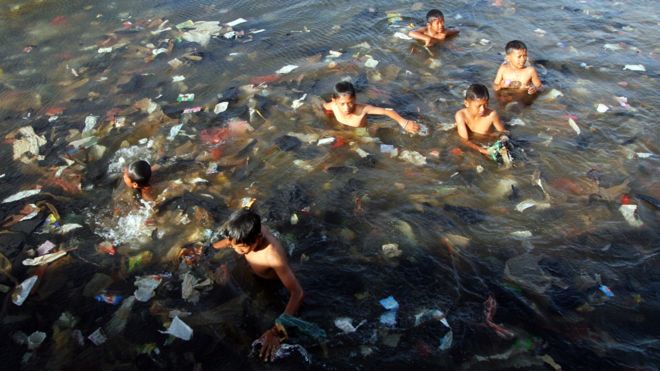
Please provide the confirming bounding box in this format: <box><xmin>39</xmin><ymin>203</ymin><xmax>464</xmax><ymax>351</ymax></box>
<box><xmin>0</xmin><ymin>0</ymin><xmax>658</xmax><ymax>369</ymax></box>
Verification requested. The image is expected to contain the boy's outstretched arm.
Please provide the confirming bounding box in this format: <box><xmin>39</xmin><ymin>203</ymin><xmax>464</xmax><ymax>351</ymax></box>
<box><xmin>456</xmin><ymin>111</ymin><xmax>489</xmax><ymax>155</ymax></box>
<box><xmin>446</xmin><ymin>28</ymin><xmax>460</xmax><ymax>37</ymax></box>
<box><xmin>493</xmin><ymin>112</ymin><xmax>506</xmax><ymax>133</ymax></box>
<box><xmin>527</xmin><ymin>68</ymin><xmax>543</xmax><ymax>94</ymax></box>
<box><xmin>409</xmin><ymin>27</ymin><xmax>433</xmax><ymax>46</ymax></box>
<box><xmin>493</xmin><ymin>66</ymin><xmax>505</xmax><ymax>91</ymax></box>
<box><xmin>365</xmin><ymin>105</ymin><xmax>421</xmax><ymax>134</ymax></box>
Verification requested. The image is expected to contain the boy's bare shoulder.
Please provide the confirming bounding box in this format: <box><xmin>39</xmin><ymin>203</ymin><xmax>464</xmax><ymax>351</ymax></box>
<box><xmin>455</xmin><ymin>107</ymin><xmax>468</xmax><ymax>119</ymax></box>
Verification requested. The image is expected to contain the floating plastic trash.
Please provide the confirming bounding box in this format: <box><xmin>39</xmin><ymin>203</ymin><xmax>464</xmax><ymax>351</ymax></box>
<box><xmin>317</xmin><ymin>137</ymin><xmax>335</xmax><ymax>146</ymax></box>
<box><xmin>636</xmin><ymin>152</ymin><xmax>653</xmax><ymax>159</ymax></box>
<box><xmin>327</xmin><ymin>50</ymin><xmax>342</xmax><ymax>58</ymax></box>
<box><xmin>2</xmin><ymin>189</ymin><xmax>41</xmax><ymax>204</ymax></box>
<box><xmin>509</xmin><ymin>118</ymin><xmax>526</xmax><ymax>126</ymax></box>
<box><xmin>276</xmin><ymin>65</ymin><xmax>299</xmax><ymax>74</ymax></box>
<box><xmin>226</xmin><ymin>18</ymin><xmax>247</xmax><ymax>27</ymax></box>
<box><xmin>516</xmin><ymin>199</ymin><xmax>550</xmax><ymax>212</ymax></box>
<box><xmin>134</xmin><ymin>274</ymin><xmax>163</xmax><ymax>302</ymax></box>
<box><xmin>334</xmin><ymin>317</ymin><xmax>366</xmax><ymax>333</ymax></box>
<box><xmin>12</xmin><ymin>276</ymin><xmax>38</xmax><ymax>306</ymax></box>
<box><xmin>479</xmin><ymin>38</ymin><xmax>490</xmax><ymax>45</ymax></box>
<box><xmin>172</xmin><ymin>75</ymin><xmax>185</xmax><ymax>82</ymax></box>
<box><xmin>27</xmin><ymin>331</ymin><xmax>47</xmax><ymax>350</ymax></box>
<box><xmin>399</xmin><ymin>150</ymin><xmax>426</xmax><ymax>166</ymax></box>
<box><xmin>97</xmin><ymin>47</ymin><xmax>112</xmax><ymax>54</ymax></box>
<box><xmin>379</xmin><ymin>310</ymin><xmax>397</xmax><ymax>327</ymax></box>
<box><xmin>364</xmin><ymin>58</ymin><xmax>379</xmax><ymax>68</ymax></box>
<box><xmin>510</xmin><ymin>230</ymin><xmax>533</xmax><ymax>238</ymax></box>
<box><xmin>619</xmin><ymin>204</ymin><xmax>643</xmax><ymax>227</ymax></box>
<box><xmin>291</xmin><ymin>94</ymin><xmax>307</xmax><ymax>110</ymax></box>
<box><xmin>183</xmin><ymin>106</ymin><xmax>202</xmax><ymax>113</ymax></box>
<box><xmin>439</xmin><ymin>330</ymin><xmax>453</xmax><ymax>350</ymax></box>
<box><xmin>379</xmin><ymin>296</ymin><xmax>399</xmax><ymax>310</ymax></box>
<box><xmin>177</xmin><ymin>93</ymin><xmax>195</xmax><ymax>102</ymax></box>
<box><xmin>354</xmin><ymin>147</ymin><xmax>370</xmax><ymax>158</ymax></box>
<box><xmin>568</xmin><ymin>118</ymin><xmax>581</xmax><ymax>135</ymax></box>
<box><xmin>417</xmin><ymin>123</ymin><xmax>429</xmax><ymax>136</ymax></box>
<box><xmin>623</xmin><ymin>64</ymin><xmax>645</xmax><ymax>72</ymax></box>
<box><xmin>414</xmin><ymin>309</ymin><xmax>448</xmax><ymax>327</ymax></box>
<box><xmin>539</xmin><ymin>88</ymin><xmax>563</xmax><ymax>102</ymax></box>
<box><xmin>22</xmin><ymin>250</ymin><xmax>67</xmax><ymax>266</ymax></box>
<box><xmin>596</xmin><ymin>104</ymin><xmax>609</xmax><ymax>113</ymax></box>
<box><xmin>88</xmin><ymin>328</ymin><xmax>107</xmax><ymax>346</ymax></box>
<box><xmin>37</xmin><ymin>241</ymin><xmax>56</xmax><ymax>256</ymax></box>
<box><xmin>160</xmin><ymin>316</ymin><xmax>193</xmax><ymax>340</ymax></box>
<box><xmin>60</xmin><ymin>224</ymin><xmax>83</xmax><ymax>234</ymax></box>
<box><xmin>276</xmin><ymin>313</ymin><xmax>327</xmax><ymax>341</ymax></box>
<box><xmin>599</xmin><ymin>285</ymin><xmax>615</xmax><ymax>297</ymax></box>
<box><xmin>167</xmin><ymin>124</ymin><xmax>183</xmax><ymax>141</ymax></box>
<box><xmin>214</xmin><ymin>101</ymin><xmax>229</xmax><ymax>114</ymax></box>
<box><xmin>394</xmin><ymin>32</ymin><xmax>412</xmax><ymax>40</ymax></box>
<box><xmin>95</xmin><ymin>293</ymin><xmax>124</xmax><ymax>305</ymax></box>
<box><xmin>382</xmin><ymin>243</ymin><xmax>402</xmax><ymax>258</ymax></box>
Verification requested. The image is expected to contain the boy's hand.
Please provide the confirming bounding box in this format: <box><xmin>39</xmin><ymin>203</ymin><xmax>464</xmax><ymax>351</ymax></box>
<box><xmin>403</xmin><ymin>120</ymin><xmax>420</xmax><ymax>134</ymax></box>
<box><xmin>480</xmin><ymin>147</ymin><xmax>491</xmax><ymax>156</ymax></box>
<box><xmin>258</xmin><ymin>329</ymin><xmax>281</xmax><ymax>362</ymax></box>
<box><xmin>527</xmin><ymin>85</ymin><xmax>537</xmax><ymax>95</ymax></box>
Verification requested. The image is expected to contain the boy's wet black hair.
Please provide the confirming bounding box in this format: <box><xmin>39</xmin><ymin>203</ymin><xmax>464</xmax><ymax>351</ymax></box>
<box><xmin>505</xmin><ymin>40</ymin><xmax>527</xmax><ymax>54</ymax></box>
<box><xmin>128</xmin><ymin>160</ymin><xmax>151</xmax><ymax>187</ymax></box>
<box><xmin>465</xmin><ymin>84</ymin><xmax>490</xmax><ymax>101</ymax></box>
<box><xmin>221</xmin><ymin>208</ymin><xmax>262</xmax><ymax>245</ymax></box>
<box><xmin>332</xmin><ymin>81</ymin><xmax>356</xmax><ymax>99</ymax></box>
<box><xmin>426</xmin><ymin>9</ymin><xmax>444</xmax><ymax>22</ymax></box>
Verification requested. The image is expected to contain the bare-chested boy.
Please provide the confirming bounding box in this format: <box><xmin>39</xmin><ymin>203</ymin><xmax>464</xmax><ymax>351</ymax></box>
<box><xmin>455</xmin><ymin>84</ymin><xmax>507</xmax><ymax>156</ymax></box>
<box><xmin>493</xmin><ymin>40</ymin><xmax>543</xmax><ymax>95</ymax></box>
<box><xmin>322</xmin><ymin>81</ymin><xmax>420</xmax><ymax>134</ymax></box>
<box><xmin>211</xmin><ymin>208</ymin><xmax>303</xmax><ymax>362</ymax></box>
<box><xmin>408</xmin><ymin>9</ymin><xmax>459</xmax><ymax>47</ymax></box>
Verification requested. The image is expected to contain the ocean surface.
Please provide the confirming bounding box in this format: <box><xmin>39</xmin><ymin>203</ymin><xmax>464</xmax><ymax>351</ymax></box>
<box><xmin>0</xmin><ymin>0</ymin><xmax>658</xmax><ymax>369</ymax></box>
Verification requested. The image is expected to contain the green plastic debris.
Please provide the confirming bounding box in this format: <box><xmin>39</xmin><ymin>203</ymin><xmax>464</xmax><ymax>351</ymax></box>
<box><xmin>276</xmin><ymin>314</ymin><xmax>327</xmax><ymax>341</ymax></box>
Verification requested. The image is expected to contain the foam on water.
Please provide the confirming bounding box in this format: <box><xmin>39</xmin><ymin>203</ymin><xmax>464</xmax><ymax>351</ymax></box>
<box><xmin>97</xmin><ymin>201</ymin><xmax>155</xmax><ymax>246</ymax></box>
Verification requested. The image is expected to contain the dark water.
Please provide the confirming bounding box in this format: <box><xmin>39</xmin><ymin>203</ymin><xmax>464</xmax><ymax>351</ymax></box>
<box><xmin>0</xmin><ymin>0</ymin><xmax>658</xmax><ymax>369</ymax></box>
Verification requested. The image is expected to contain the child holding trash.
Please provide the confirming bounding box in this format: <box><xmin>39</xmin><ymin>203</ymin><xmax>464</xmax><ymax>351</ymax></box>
<box><xmin>322</xmin><ymin>81</ymin><xmax>420</xmax><ymax>134</ymax></box>
<box><xmin>493</xmin><ymin>40</ymin><xmax>543</xmax><ymax>94</ymax></box>
<box><xmin>408</xmin><ymin>9</ymin><xmax>459</xmax><ymax>47</ymax></box>
<box><xmin>123</xmin><ymin>160</ymin><xmax>154</xmax><ymax>201</ymax></box>
<box><xmin>455</xmin><ymin>84</ymin><xmax>510</xmax><ymax>159</ymax></box>
<box><xmin>210</xmin><ymin>208</ymin><xmax>304</xmax><ymax>362</ymax></box>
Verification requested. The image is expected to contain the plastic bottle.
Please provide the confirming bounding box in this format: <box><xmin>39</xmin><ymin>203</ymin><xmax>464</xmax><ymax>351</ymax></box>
<box><xmin>95</xmin><ymin>293</ymin><xmax>124</xmax><ymax>305</ymax></box>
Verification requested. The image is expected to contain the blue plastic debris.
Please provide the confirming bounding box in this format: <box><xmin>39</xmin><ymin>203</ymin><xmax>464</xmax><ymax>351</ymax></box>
<box><xmin>379</xmin><ymin>310</ymin><xmax>397</xmax><ymax>327</ymax></box>
<box><xmin>379</xmin><ymin>296</ymin><xmax>399</xmax><ymax>310</ymax></box>
<box><xmin>599</xmin><ymin>285</ymin><xmax>614</xmax><ymax>297</ymax></box>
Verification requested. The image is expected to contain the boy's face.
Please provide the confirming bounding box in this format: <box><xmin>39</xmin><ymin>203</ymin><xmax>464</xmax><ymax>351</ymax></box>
<box><xmin>506</xmin><ymin>49</ymin><xmax>528</xmax><ymax>69</ymax></box>
<box><xmin>333</xmin><ymin>95</ymin><xmax>356</xmax><ymax>115</ymax></box>
<box><xmin>428</xmin><ymin>17</ymin><xmax>445</xmax><ymax>32</ymax></box>
<box><xmin>123</xmin><ymin>168</ymin><xmax>139</xmax><ymax>189</ymax></box>
<box><xmin>229</xmin><ymin>237</ymin><xmax>259</xmax><ymax>255</ymax></box>
<box><xmin>465</xmin><ymin>98</ymin><xmax>489</xmax><ymax>117</ymax></box>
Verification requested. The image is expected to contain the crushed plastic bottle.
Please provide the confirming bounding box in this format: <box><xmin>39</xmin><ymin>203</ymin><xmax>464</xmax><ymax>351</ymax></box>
<box><xmin>95</xmin><ymin>293</ymin><xmax>124</xmax><ymax>305</ymax></box>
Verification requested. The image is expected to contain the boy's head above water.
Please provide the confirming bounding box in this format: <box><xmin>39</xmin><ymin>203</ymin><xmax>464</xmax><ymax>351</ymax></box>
<box><xmin>332</xmin><ymin>81</ymin><xmax>357</xmax><ymax>114</ymax></box>
<box><xmin>505</xmin><ymin>40</ymin><xmax>528</xmax><ymax>69</ymax></box>
<box><xmin>123</xmin><ymin>160</ymin><xmax>151</xmax><ymax>189</ymax></box>
<box><xmin>426</xmin><ymin>9</ymin><xmax>445</xmax><ymax>30</ymax></box>
<box><xmin>222</xmin><ymin>208</ymin><xmax>262</xmax><ymax>255</ymax></box>
<box><xmin>464</xmin><ymin>84</ymin><xmax>490</xmax><ymax>117</ymax></box>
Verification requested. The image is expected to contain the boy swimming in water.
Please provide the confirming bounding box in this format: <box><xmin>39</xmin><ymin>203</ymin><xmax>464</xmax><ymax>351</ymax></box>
<box><xmin>455</xmin><ymin>84</ymin><xmax>508</xmax><ymax>157</ymax></box>
<box><xmin>493</xmin><ymin>40</ymin><xmax>543</xmax><ymax>95</ymax></box>
<box><xmin>123</xmin><ymin>160</ymin><xmax>154</xmax><ymax>201</ymax></box>
<box><xmin>322</xmin><ymin>81</ymin><xmax>420</xmax><ymax>134</ymax></box>
<box><xmin>408</xmin><ymin>9</ymin><xmax>460</xmax><ymax>47</ymax></box>
<box><xmin>211</xmin><ymin>208</ymin><xmax>304</xmax><ymax>362</ymax></box>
